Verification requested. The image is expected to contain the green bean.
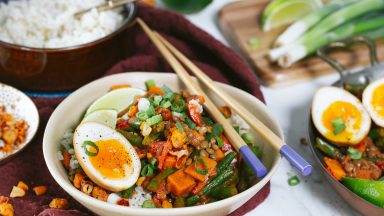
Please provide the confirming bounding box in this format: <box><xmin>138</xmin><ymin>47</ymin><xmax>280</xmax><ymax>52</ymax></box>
<box><xmin>217</xmin><ymin>152</ymin><xmax>236</xmax><ymax>173</ymax></box>
<box><xmin>186</xmin><ymin>195</ymin><xmax>201</xmax><ymax>206</ymax></box>
<box><xmin>210</xmin><ymin>186</ymin><xmax>238</xmax><ymax>199</ymax></box>
<box><xmin>202</xmin><ymin>168</ymin><xmax>234</xmax><ymax>195</ymax></box>
<box><xmin>315</xmin><ymin>137</ymin><xmax>343</xmax><ymax>160</ymax></box>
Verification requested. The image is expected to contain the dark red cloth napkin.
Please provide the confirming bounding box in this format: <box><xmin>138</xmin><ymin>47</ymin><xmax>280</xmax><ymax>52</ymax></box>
<box><xmin>0</xmin><ymin>4</ymin><xmax>269</xmax><ymax>216</ymax></box>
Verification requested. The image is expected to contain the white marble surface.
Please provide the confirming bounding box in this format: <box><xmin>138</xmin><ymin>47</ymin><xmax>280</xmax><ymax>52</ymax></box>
<box><xmin>158</xmin><ymin>0</ymin><xmax>360</xmax><ymax>215</ymax></box>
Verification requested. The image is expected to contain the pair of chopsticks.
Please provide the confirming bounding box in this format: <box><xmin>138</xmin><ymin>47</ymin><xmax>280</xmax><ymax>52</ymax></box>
<box><xmin>136</xmin><ymin>18</ymin><xmax>312</xmax><ymax>177</ymax></box>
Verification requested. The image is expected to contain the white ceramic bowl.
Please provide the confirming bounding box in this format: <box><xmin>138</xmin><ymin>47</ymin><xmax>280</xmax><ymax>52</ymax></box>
<box><xmin>43</xmin><ymin>72</ymin><xmax>283</xmax><ymax>216</ymax></box>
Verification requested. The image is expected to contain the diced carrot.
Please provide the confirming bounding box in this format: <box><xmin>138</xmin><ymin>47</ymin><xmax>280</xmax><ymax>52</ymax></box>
<box><xmin>164</xmin><ymin>156</ymin><xmax>176</xmax><ymax>169</ymax></box>
<box><xmin>62</xmin><ymin>151</ymin><xmax>71</xmax><ymax>170</ymax></box>
<box><xmin>354</xmin><ymin>137</ymin><xmax>370</xmax><ymax>152</ymax></box>
<box><xmin>147</xmin><ymin>86</ymin><xmax>164</xmax><ymax>96</ymax></box>
<box><xmin>184</xmin><ymin>156</ymin><xmax>217</xmax><ymax>182</ymax></box>
<box><xmin>162</xmin><ymin>200</ymin><xmax>173</xmax><ymax>208</ymax></box>
<box><xmin>215</xmin><ymin>149</ymin><xmax>225</xmax><ymax>161</ymax></box>
<box><xmin>324</xmin><ymin>157</ymin><xmax>346</xmax><ymax>181</ymax></box>
<box><xmin>110</xmin><ymin>84</ymin><xmax>131</xmax><ymax>90</ymax></box>
<box><xmin>17</xmin><ymin>181</ymin><xmax>28</xmax><ymax>191</ymax></box>
<box><xmin>33</xmin><ymin>186</ymin><xmax>48</xmax><ymax>196</ymax></box>
<box><xmin>128</xmin><ymin>105</ymin><xmax>139</xmax><ymax>117</ymax></box>
<box><xmin>167</xmin><ymin>169</ymin><xmax>196</xmax><ymax>196</ymax></box>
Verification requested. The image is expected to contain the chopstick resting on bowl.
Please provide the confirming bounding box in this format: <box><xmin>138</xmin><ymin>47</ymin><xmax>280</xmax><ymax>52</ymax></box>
<box><xmin>154</xmin><ymin>32</ymin><xmax>312</xmax><ymax>177</ymax></box>
<box><xmin>136</xmin><ymin>18</ymin><xmax>312</xmax><ymax>176</ymax></box>
<box><xmin>74</xmin><ymin>0</ymin><xmax>136</xmax><ymax>19</ymax></box>
<box><xmin>136</xmin><ymin>18</ymin><xmax>268</xmax><ymax>178</ymax></box>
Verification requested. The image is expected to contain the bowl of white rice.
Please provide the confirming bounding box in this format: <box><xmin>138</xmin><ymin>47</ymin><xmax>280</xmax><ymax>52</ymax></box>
<box><xmin>0</xmin><ymin>0</ymin><xmax>136</xmax><ymax>91</ymax></box>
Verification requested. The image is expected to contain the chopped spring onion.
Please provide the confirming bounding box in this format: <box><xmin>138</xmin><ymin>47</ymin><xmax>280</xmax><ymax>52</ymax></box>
<box><xmin>121</xmin><ymin>187</ymin><xmax>135</xmax><ymax>198</ymax></box>
<box><xmin>176</xmin><ymin>122</ymin><xmax>184</xmax><ymax>132</ymax></box>
<box><xmin>212</xmin><ymin>123</ymin><xmax>224</xmax><ymax>136</ymax></box>
<box><xmin>247</xmin><ymin>37</ymin><xmax>261</xmax><ymax>50</ymax></box>
<box><xmin>141</xmin><ymin>164</ymin><xmax>155</xmax><ymax>177</ymax></box>
<box><xmin>332</xmin><ymin>118</ymin><xmax>346</xmax><ymax>135</ymax></box>
<box><xmin>146</xmin><ymin>114</ymin><xmax>163</xmax><ymax>126</ymax></box>
<box><xmin>146</xmin><ymin>105</ymin><xmax>156</xmax><ymax>117</ymax></box>
<box><xmin>274</xmin><ymin>0</ymin><xmax>355</xmax><ymax>47</ymax></box>
<box><xmin>153</xmin><ymin>95</ymin><xmax>162</xmax><ymax>107</ymax></box>
<box><xmin>161</xmin><ymin>100</ymin><xmax>172</xmax><ymax>108</ymax></box>
<box><xmin>171</xmin><ymin>98</ymin><xmax>187</xmax><ymax>112</ymax></box>
<box><xmin>186</xmin><ymin>117</ymin><xmax>196</xmax><ymax>129</ymax></box>
<box><xmin>82</xmin><ymin>141</ymin><xmax>99</xmax><ymax>157</ymax></box>
<box><xmin>145</xmin><ymin>80</ymin><xmax>156</xmax><ymax>90</ymax></box>
<box><xmin>347</xmin><ymin>147</ymin><xmax>362</xmax><ymax>160</ymax></box>
<box><xmin>215</xmin><ymin>136</ymin><xmax>224</xmax><ymax>148</ymax></box>
<box><xmin>241</xmin><ymin>133</ymin><xmax>254</xmax><ymax>144</ymax></box>
<box><xmin>142</xmin><ymin>200</ymin><xmax>156</xmax><ymax>208</ymax></box>
<box><xmin>288</xmin><ymin>175</ymin><xmax>301</xmax><ymax>186</ymax></box>
<box><xmin>233</xmin><ymin>126</ymin><xmax>240</xmax><ymax>134</ymax></box>
<box><xmin>137</xmin><ymin>112</ymin><xmax>149</xmax><ymax>121</ymax></box>
<box><xmin>161</xmin><ymin>84</ymin><xmax>173</xmax><ymax>94</ymax></box>
<box><xmin>195</xmin><ymin>157</ymin><xmax>208</xmax><ymax>175</ymax></box>
<box><xmin>162</xmin><ymin>85</ymin><xmax>175</xmax><ymax>101</ymax></box>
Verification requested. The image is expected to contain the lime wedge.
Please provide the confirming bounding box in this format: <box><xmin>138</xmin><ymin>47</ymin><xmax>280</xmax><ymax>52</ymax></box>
<box><xmin>261</xmin><ymin>0</ymin><xmax>322</xmax><ymax>32</ymax></box>
<box><xmin>86</xmin><ymin>88</ymin><xmax>146</xmax><ymax>116</ymax></box>
<box><xmin>82</xmin><ymin>109</ymin><xmax>118</xmax><ymax>128</ymax></box>
<box><xmin>342</xmin><ymin>177</ymin><xmax>384</xmax><ymax>208</ymax></box>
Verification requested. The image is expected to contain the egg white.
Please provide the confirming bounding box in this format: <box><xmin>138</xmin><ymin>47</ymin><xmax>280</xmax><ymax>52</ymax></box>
<box><xmin>363</xmin><ymin>78</ymin><xmax>384</xmax><ymax>127</ymax></box>
<box><xmin>312</xmin><ymin>86</ymin><xmax>371</xmax><ymax>145</ymax></box>
<box><xmin>73</xmin><ymin>122</ymin><xmax>141</xmax><ymax>192</ymax></box>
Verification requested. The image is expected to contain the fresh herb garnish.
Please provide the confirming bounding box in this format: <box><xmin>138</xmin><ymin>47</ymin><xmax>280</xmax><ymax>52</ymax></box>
<box><xmin>141</xmin><ymin>163</ymin><xmax>155</xmax><ymax>177</ymax></box>
<box><xmin>194</xmin><ymin>157</ymin><xmax>208</xmax><ymax>175</ymax></box>
<box><xmin>347</xmin><ymin>147</ymin><xmax>362</xmax><ymax>160</ymax></box>
<box><xmin>82</xmin><ymin>141</ymin><xmax>99</xmax><ymax>157</ymax></box>
<box><xmin>288</xmin><ymin>175</ymin><xmax>300</xmax><ymax>186</ymax></box>
<box><xmin>332</xmin><ymin>118</ymin><xmax>346</xmax><ymax>135</ymax></box>
<box><xmin>176</xmin><ymin>122</ymin><xmax>184</xmax><ymax>132</ymax></box>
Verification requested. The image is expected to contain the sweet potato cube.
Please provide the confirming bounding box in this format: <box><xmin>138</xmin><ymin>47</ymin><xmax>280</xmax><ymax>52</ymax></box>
<box><xmin>167</xmin><ymin>169</ymin><xmax>196</xmax><ymax>196</ymax></box>
<box><xmin>184</xmin><ymin>156</ymin><xmax>217</xmax><ymax>182</ymax></box>
<box><xmin>164</xmin><ymin>156</ymin><xmax>176</xmax><ymax>169</ymax></box>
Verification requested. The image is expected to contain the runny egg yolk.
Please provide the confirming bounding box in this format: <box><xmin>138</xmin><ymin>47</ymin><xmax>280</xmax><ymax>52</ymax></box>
<box><xmin>89</xmin><ymin>139</ymin><xmax>132</xmax><ymax>179</ymax></box>
<box><xmin>371</xmin><ymin>83</ymin><xmax>384</xmax><ymax>118</ymax></box>
<box><xmin>322</xmin><ymin>101</ymin><xmax>362</xmax><ymax>143</ymax></box>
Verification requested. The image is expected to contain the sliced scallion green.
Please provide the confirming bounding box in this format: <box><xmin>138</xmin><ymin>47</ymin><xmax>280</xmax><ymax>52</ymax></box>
<box><xmin>137</xmin><ymin>112</ymin><xmax>149</xmax><ymax>121</ymax></box>
<box><xmin>82</xmin><ymin>141</ymin><xmax>99</xmax><ymax>157</ymax></box>
<box><xmin>288</xmin><ymin>175</ymin><xmax>300</xmax><ymax>186</ymax></box>
<box><xmin>332</xmin><ymin>118</ymin><xmax>346</xmax><ymax>135</ymax></box>
<box><xmin>161</xmin><ymin>100</ymin><xmax>172</xmax><ymax>108</ymax></box>
<box><xmin>146</xmin><ymin>105</ymin><xmax>156</xmax><ymax>117</ymax></box>
<box><xmin>141</xmin><ymin>164</ymin><xmax>155</xmax><ymax>177</ymax></box>
<box><xmin>145</xmin><ymin>80</ymin><xmax>156</xmax><ymax>90</ymax></box>
<box><xmin>215</xmin><ymin>136</ymin><xmax>224</xmax><ymax>148</ymax></box>
<box><xmin>241</xmin><ymin>133</ymin><xmax>254</xmax><ymax>144</ymax></box>
<box><xmin>171</xmin><ymin>98</ymin><xmax>187</xmax><ymax>112</ymax></box>
<box><xmin>146</xmin><ymin>114</ymin><xmax>163</xmax><ymax>126</ymax></box>
<box><xmin>347</xmin><ymin>147</ymin><xmax>362</xmax><ymax>160</ymax></box>
<box><xmin>153</xmin><ymin>95</ymin><xmax>162</xmax><ymax>107</ymax></box>
<box><xmin>142</xmin><ymin>200</ymin><xmax>156</xmax><ymax>208</ymax></box>
<box><xmin>186</xmin><ymin>117</ymin><xmax>196</xmax><ymax>129</ymax></box>
<box><xmin>194</xmin><ymin>157</ymin><xmax>208</xmax><ymax>175</ymax></box>
<box><xmin>176</xmin><ymin>122</ymin><xmax>184</xmax><ymax>132</ymax></box>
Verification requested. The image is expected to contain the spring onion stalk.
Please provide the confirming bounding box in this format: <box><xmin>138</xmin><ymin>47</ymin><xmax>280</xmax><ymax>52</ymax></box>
<box><xmin>274</xmin><ymin>0</ymin><xmax>356</xmax><ymax>47</ymax></box>
<box><xmin>269</xmin><ymin>0</ymin><xmax>384</xmax><ymax>62</ymax></box>
<box><xmin>361</xmin><ymin>26</ymin><xmax>384</xmax><ymax>40</ymax></box>
<box><xmin>280</xmin><ymin>15</ymin><xmax>384</xmax><ymax>67</ymax></box>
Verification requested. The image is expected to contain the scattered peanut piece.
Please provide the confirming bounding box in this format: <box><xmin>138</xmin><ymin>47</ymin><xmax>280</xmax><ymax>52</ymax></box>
<box><xmin>91</xmin><ymin>186</ymin><xmax>108</xmax><ymax>201</ymax></box>
<box><xmin>49</xmin><ymin>198</ymin><xmax>69</xmax><ymax>209</ymax></box>
<box><xmin>10</xmin><ymin>186</ymin><xmax>26</xmax><ymax>198</ymax></box>
<box><xmin>17</xmin><ymin>181</ymin><xmax>28</xmax><ymax>191</ymax></box>
<box><xmin>73</xmin><ymin>173</ymin><xmax>85</xmax><ymax>189</ymax></box>
<box><xmin>33</xmin><ymin>186</ymin><xmax>48</xmax><ymax>196</ymax></box>
<box><xmin>0</xmin><ymin>200</ymin><xmax>14</xmax><ymax>216</ymax></box>
<box><xmin>0</xmin><ymin>196</ymin><xmax>9</xmax><ymax>204</ymax></box>
<box><xmin>80</xmin><ymin>180</ymin><xmax>94</xmax><ymax>195</ymax></box>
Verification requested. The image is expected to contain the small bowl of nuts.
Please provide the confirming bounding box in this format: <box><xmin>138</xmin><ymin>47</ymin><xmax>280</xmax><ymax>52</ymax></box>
<box><xmin>0</xmin><ymin>83</ymin><xmax>39</xmax><ymax>164</ymax></box>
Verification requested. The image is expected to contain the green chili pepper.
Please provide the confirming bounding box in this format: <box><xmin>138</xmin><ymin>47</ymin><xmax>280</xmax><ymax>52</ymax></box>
<box><xmin>171</xmin><ymin>98</ymin><xmax>187</xmax><ymax>112</ymax></box>
<box><xmin>202</xmin><ymin>168</ymin><xmax>234</xmax><ymax>195</ymax></box>
<box><xmin>82</xmin><ymin>141</ymin><xmax>99</xmax><ymax>157</ymax></box>
<box><xmin>186</xmin><ymin>195</ymin><xmax>201</xmax><ymax>206</ymax></box>
<box><xmin>315</xmin><ymin>138</ymin><xmax>344</xmax><ymax>160</ymax></box>
<box><xmin>217</xmin><ymin>152</ymin><xmax>236</xmax><ymax>173</ymax></box>
<box><xmin>142</xmin><ymin>200</ymin><xmax>156</xmax><ymax>208</ymax></box>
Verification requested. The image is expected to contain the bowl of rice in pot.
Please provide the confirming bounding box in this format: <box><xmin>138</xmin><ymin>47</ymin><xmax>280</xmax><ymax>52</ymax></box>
<box><xmin>0</xmin><ymin>0</ymin><xmax>136</xmax><ymax>91</ymax></box>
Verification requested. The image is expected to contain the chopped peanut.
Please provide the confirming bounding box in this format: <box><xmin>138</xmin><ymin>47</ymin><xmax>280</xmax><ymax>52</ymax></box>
<box><xmin>162</xmin><ymin>200</ymin><xmax>173</xmax><ymax>208</ymax></box>
<box><xmin>92</xmin><ymin>186</ymin><xmax>108</xmax><ymax>201</ymax></box>
<box><xmin>62</xmin><ymin>151</ymin><xmax>71</xmax><ymax>170</ymax></box>
<box><xmin>136</xmin><ymin>176</ymin><xmax>146</xmax><ymax>186</ymax></box>
<box><xmin>0</xmin><ymin>196</ymin><xmax>9</xmax><ymax>204</ymax></box>
<box><xmin>146</xmin><ymin>152</ymin><xmax>153</xmax><ymax>161</ymax></box>
<box><xmin>10</xmin><ymin>186</ymin><xmax>25</xmax><ymax>198</ymax></box>
<box><xmin>49</xmin><ymin>198</ymin><xmax>69</xmax><ymax>209</ymax></box>
<box><xmin>81</xmin><ymin>180</ymin><xmax>94</xmax><ymax>195</ymax></box>
<box><xmin>73</xmin><ymin>173</ymin><xmax>85</xmax><ymax>189</ymax></box>
<box><xmin>33</xmin><ymin>186</ymin><xmax>48</xmax><ymax>196</ymax></box>
<box><xmin>17</xmin><ymin>181</ymin><xmax>28</xmax><ymax>191</ymax></box>
<box><xmin>0</xmin><ymin>202</ymin><xmax>14</xmax><ymax>216</ymax></box>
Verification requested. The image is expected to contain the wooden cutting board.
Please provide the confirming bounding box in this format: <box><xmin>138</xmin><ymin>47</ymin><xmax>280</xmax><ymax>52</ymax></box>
<box><xmin>218</xmin><ymin>0</ymin><xmax>384</xmax><ymax>87</ymax></box>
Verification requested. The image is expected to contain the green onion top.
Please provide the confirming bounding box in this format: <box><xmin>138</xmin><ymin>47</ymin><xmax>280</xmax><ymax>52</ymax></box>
<box><xmin>347</xmin><ymin>147</ymin><xmax>362</xmax><ymax>160</ymax></box>
<box><xmin>137</xmin><ymin>112</ymin><xmax>149</xmax><ymax>121</ymax></box>
<box><xmin>161</xmin><ymin>100</ymin><xmax>172</xmax><ymax>108</ymax></box>
<box><xmin>185</xmin><ymin>117</ymin><xmax>196</xmax><ymax>129</ymax></box>
<box><xmin>215</xmin><ymin>136</ymin><xmax>224</xmax><ymax>148</ymax></box>
<box><xmin>82</xmin><ymin>140</ymin><xmax>99</xmax><ymax>157</ymax></box>
<box><xmin>194</xmin><ymin>157</ymin><xmax>208</xmax><ymax>175</ymax></box>
<box><xmin>142</xmin><ymin>200</ymin><xmax>156</xmax><ymax>208</ymax></box>
<box><xmin>288</xmin><ymin>175</ymin><xmax>300</xmax><ymax>186</ymax></box>
<box><xmin>176</xmin><ymin>122</ymin><xmax>184</xmax><ymax>132</ymax></box>
<box><xmin>332</xmin><ymin>118</ymin><xmax>346</xmax><ymax>135</ymax></box>
<box><xmin>145</xmin><ymin>80</ymin><xmax>156</xmax><ymax>90</ymax></box>
<box><xmin>146</xmin><ymin>114</ymin><xmax>163</xmax><ymax>126</ymax></box>
<box><xmin>171</xmin><ymin>98</ymin><xmax>187</xmax><ymax>112</ymax></box>
<box><xmin>141</xmin><ymin>164</ymin><xmax>155</xmax><ymax>177</ymax></box>
<box><xmin>153</xmin><ymin>95</ymin><xmax>163</xmax><ymax>107</ymax></box>
<box><xmin>146</xmin><ymin>105</ymin><xmax>156</xmax><ymax>117</ymax></box>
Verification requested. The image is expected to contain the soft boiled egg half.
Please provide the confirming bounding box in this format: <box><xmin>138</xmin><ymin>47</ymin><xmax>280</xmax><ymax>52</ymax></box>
<box><xmin>312</xmin><ymin>86</ymin><xmax>371</xmax><ymax>145</ymax></box>
<box><xmin>363</xmin><ymin>78</ymin><xmax>384</xmax><ymax>127</ymax></box>
<box><xmin>73</xmin><ymin>122</ymin><xmax>141</xmax><ymax>192</ymax></box>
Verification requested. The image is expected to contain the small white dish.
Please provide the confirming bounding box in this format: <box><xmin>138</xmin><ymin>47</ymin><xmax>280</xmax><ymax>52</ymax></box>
<box><xmin>0</xmin><ymin>83</ymin><xmax>39</xmax><ymax>164</ymax></box>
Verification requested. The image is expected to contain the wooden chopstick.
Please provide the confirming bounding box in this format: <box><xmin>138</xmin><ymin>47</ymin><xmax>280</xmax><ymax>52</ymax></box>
<box><xmin>136</xmin><ymin>18</ymin><xmax>268</xmax><ymax>178</ymax></box>
<box><xmin>153</xmin><ymin>30</ymin><xmax>312</xmax><ymax>176</ymax></box>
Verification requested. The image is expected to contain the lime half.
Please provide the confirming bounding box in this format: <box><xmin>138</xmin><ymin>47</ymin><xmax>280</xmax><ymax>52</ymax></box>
<box><xmin>86</xmin><ymin>88</ymin><xmax>146</xmax><ymax>116</ymax></box>
<box><xmin>82</xmin><ymin>109</ymin><xmax>118</xmax><ymax>128</ymax></box>
<box><xmin>261</xmin><ymin>0</ymin><xmax>322</xmax><ymax>31</ymax></box>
